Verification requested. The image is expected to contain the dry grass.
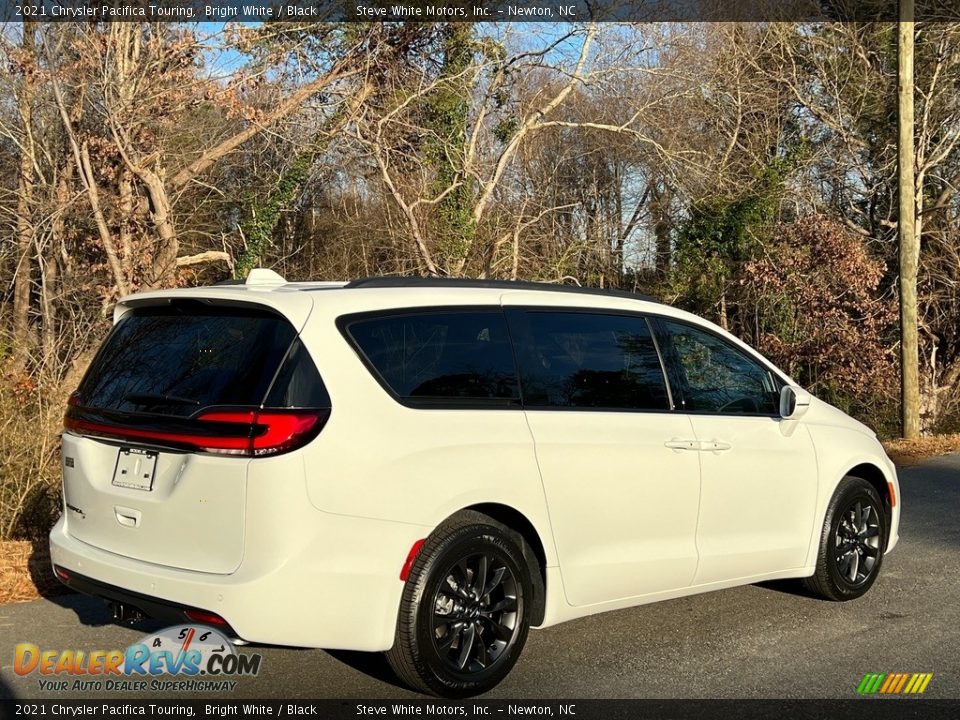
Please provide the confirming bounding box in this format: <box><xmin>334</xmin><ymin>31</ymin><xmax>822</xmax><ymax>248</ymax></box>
<box><xmin>883</xmin><ymin>433</ymin><xmax>960</xmax><ymax>467</ymax></box>
<box><xmin>0</xmin><ymin>539</ymin><xmax>67</xmax><ymax>605</ymax></box>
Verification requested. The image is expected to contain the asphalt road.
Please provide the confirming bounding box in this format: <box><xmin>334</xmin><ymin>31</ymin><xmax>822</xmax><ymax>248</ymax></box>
<box><xmin>1</xmin><ymin>454</ymin><xmax>958</xmax><ymax>700</ymax></box>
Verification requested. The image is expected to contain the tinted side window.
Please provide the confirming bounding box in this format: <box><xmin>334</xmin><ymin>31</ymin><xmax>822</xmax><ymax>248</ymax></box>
<box><xmin>514</xmin><ymin>311</ymin><xmax>669</xmax><ymax>410</ymax></box>
<box><xmin>345</xmin><ymin>311</ymin><xmax>519</xmax><ymax>404</ymax></box>
<box><xmin>264</xmin><ymin>338</ymin><xmax>331</xmax><ymax>408</ymax></box>
<box><xmin>661</xmin><ymin>320</ymin><xmax>779</xmax><ymax>415</ymax></box>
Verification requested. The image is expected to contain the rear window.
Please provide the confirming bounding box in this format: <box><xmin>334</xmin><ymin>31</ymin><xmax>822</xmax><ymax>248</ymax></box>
<box><xmin>77</xmin><ymin>303</ymin><xmax>326</xmax><ymax>416</ymax></box>
<box><xmin>343</xmin><ymin>310</ymin><xmax>519</xmax><ymax>405</ymax></box>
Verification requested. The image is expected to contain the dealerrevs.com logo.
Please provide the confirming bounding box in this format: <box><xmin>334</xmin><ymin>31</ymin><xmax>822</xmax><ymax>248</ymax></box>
<box><xmin>14</xmin><ymin>625</ymin><xmax>262</xmax><ymax>692</ymax></box>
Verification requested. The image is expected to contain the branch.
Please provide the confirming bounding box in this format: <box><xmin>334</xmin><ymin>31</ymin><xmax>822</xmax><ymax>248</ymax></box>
<box><xmin>169</xmin><ymin>52</ymin><xmax>363</xmax><ymax>190</ymax></box>
<box><xmin>366</xmin><ymin>128</ymin><xmax>440</xmax><ymax>276</ymax></box>
<box><xmin>176</xmin><ymin>250</ymin><xmax>234</xmax><ymax>269</ymax></box>
<box><xmin>471</xmin><ymin>25</ymin><xmax>598</xmax><ymax>229</ymax></box>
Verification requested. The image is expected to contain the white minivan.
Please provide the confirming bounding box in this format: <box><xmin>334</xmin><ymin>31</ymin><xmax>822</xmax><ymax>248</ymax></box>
<box><xmin>50</xmin><ymin>271</ymin><xmax>901</xmax><ymax>697</ymax></box>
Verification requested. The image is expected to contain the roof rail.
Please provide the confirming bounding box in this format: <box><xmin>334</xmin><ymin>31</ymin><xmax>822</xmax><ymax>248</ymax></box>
<box><xmin>343</xmin><ymin>276</ymin><xmax>659</xmax><ymax>303</ymax></box>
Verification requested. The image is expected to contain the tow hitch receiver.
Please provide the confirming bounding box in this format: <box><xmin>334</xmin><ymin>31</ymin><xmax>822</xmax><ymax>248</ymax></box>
<box><xmin>109</xmin><ymin>601</ymin><xmax>144</xmax><ymax>623</ymax></box>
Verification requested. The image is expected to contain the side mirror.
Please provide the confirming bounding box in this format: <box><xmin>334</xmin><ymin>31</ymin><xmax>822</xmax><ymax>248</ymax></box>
<box><xmin>780</xmin><ymin>385</ymin><xmax>812</xmax><ymax>420</ymax></box>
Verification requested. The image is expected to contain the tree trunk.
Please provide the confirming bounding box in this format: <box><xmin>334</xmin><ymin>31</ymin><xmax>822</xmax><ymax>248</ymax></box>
<box><xmin>12</xmin><ymin>20</ymin><xmax>37</xmax><ymax>366</ymax></box>
<box><xmin>899</xmin><ymin>6</ymin><xmax>920</xmax><ymax>439</ymax></box>
<box><xmin>41</xmin><ymin>171</ymin><xmax>72</xmax><ymax>364</ymax></box>
<box><xmin>118</xmin><ymin>168</ymin><xmax>134</xmax><ymax>279</ymax></box>
<box><xmin>136</xmin><ymin>167</ymin><xmax>178</xmax><ymax>290</ymax></box>
<box><xmin>36</xmin><ymin>233</ymin><xmax>59</xmax><ymax>365</ymax></box>
<box><xmin>652</xmin><ymin>182</ymin><xmax>673</xmax><ymax>282</ymax></box>
<box><xmin>79</xmin><ymin>143</ymin><xmax>129</xmax><ymax>296</ymax></box>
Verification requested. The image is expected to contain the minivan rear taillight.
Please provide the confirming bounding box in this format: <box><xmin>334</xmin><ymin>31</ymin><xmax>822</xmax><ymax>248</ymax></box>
<box><xmin>196</xmin><ymin>410</ymin><xmax>327</xmax><ymax>456</ymax></box>
<box><xmin>63</xmin><ymin>408</ymin><xmax>329</xmax><ymax>457</ymax></box>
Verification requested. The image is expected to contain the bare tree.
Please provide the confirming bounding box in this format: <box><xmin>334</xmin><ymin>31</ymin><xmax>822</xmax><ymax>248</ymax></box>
<box><xmin>9</xmin><ymin>21</ymin><xmax>37</xmax><ymax>366</ymax></box>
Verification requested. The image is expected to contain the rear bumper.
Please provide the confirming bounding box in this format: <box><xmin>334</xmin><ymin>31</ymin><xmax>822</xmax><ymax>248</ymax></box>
<box><xmin>49</xmin><ymin>512</ymin><xmax>428</xmax><ymax>652</ymax></box>
<box><xmin>54</xmin><ymin>567</ymin><xmax>240</xmax><ymax>636</ymax></box>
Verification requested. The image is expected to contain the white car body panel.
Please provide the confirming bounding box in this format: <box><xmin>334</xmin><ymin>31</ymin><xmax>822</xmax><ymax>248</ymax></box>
<box><xmin>60</xmin><ymin>433</ymin><xmax>248</xmax><ymax>574</ymax></box>
<box><xmin>521</xmin><ymin>409</ymin><xmax>701</xmax><ymax>606</ymax></box>
<box><xmin>686</xmin><ymin>414</ymin><xmax>819</xmax><ymax>585</ymax></box>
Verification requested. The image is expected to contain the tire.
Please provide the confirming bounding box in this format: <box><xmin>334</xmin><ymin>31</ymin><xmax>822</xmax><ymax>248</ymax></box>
<box><xmin>386</xmin><ymin>510</ymin><xmax>532</xmax><ymax>697</ymax></box>
<box><xmin>803</xmin><ymin>476</ymin><xmax>888</xmax><ymax>601</ymax></box>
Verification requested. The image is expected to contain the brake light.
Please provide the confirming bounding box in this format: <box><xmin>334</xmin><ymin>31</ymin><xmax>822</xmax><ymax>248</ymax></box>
<box><xmin>198</xmin><ymin>410</ymin><xmax>325</xmax><ymax>456</ymax></box>
<box><xmin>63</xmin><ymin>408</ymin><xmax>328</xmax><ymax>457</ymax></box>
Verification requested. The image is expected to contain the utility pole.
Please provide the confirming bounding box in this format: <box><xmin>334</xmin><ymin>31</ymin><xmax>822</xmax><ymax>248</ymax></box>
<box><xmin>899</xmin><ymin>1</ymin><xmax>920</xmax><ymax>439</ymax></box>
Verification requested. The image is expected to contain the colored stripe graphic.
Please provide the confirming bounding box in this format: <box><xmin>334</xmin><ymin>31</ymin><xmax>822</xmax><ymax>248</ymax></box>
<box><xmin>893</xmin><ymin>673</ymin><xmax>909</xmax><ymax>693</ymax></box>
<box><xmin>857</xmin><ymin>673</ymin><xmax>885</xmax><ymax>694</ymax></box>
<box><xmin>879</xmin><ymin>674</ymin><xmax>897</xmax><ymax>693</ymax></box>
<box><xmin>858</xmin><ymin>672</ymin><xmax>933</xmax><ymax>695</ymax></box>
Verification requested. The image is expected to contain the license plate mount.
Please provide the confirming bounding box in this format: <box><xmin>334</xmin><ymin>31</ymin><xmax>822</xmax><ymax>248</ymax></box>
<box><xmin>112</xmin><ymin>447</ymin><xmax>157</xmax><ymax>491</ymax></box>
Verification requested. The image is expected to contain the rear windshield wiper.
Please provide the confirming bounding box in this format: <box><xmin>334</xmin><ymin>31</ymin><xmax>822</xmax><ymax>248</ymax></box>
<box><xmin>123</xmin><ymin>392</ymin><xmax>200</xmax><ymax>407</ymax></box>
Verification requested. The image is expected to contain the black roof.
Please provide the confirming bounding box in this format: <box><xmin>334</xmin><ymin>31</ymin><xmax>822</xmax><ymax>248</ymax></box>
<box><xmin>342</xmin><ymin>276</ymin><xmax>659</xmax><ymax>303</ymax></box>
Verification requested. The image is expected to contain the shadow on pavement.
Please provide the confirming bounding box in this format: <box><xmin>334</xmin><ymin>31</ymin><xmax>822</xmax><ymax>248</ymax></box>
<box><xmin>42</xmin><ymin>591</ymin><xmax>164</xmax><ymax>635</ymax></box>
<box><xmin>26</xmin><ymin>538</ymin><xmax>70</xmax><ymax>601</ymax></box>
<box><xmin>753</xmin><ymin>578</ymin><xmax>821</xmax><ymax>599</ymax></box>
<box><xmin>0</xmin><ymin>669</ymin><xmax>16</xmax><ymax>700</ymax></box>
<box><xmin>323</xmin><ymin>650</ymin><xmax>409</xmax><ymax>692</ymax></box>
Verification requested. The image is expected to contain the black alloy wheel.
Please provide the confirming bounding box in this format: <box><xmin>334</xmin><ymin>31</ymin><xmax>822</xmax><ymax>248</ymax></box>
<box><xmin>833</xmin><ymin>497</ymin><xmax>882</xmax><ymax>586</ymax></box>
<box><xmin>386</xmin><ymin>510</ymin><xmax>532</xmax><ymax>697</ymax></box>
<box><xmin>804</xmin><ymin>476</ymin><xmax>888</xmax><ymax>601</ymax></box>
<box><xmin>430</xmin><ymin>551</ymin><xmax>521</xmax><ymax>674</ymax></box>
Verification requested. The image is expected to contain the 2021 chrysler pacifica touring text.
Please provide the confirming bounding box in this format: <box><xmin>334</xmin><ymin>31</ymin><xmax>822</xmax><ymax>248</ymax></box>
<box><xmin>50</xmin><ymin>270</ymin><xmax>901</xmax><ymax>697</ymax></box>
